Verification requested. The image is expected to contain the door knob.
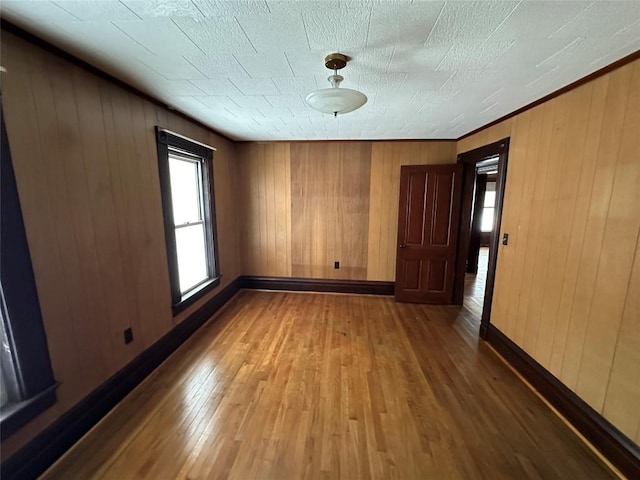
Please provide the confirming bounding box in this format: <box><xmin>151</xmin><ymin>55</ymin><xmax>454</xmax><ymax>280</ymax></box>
<box><xmin>399</xmin><ymin>244</ymin><xmax>406</xmax><ymax>248</ymax></box>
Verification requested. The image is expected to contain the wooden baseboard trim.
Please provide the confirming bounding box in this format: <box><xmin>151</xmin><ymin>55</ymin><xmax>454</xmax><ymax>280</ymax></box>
<box><xmin>0</xmin><ymin>277</ymin><xmax>242</xmax><ymax>480</ymax></box>
<box><xmin>485</xmin><ymin>324</ymin><xmax>640</xmax><ymax>479</ymax></box>
<box><xmin>240</xmin><ymin>276</ymin><xmax>395</xmax><ymax>296</ymax></box>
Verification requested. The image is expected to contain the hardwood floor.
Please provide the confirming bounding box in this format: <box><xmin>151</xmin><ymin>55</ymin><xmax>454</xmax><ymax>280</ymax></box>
<box><xmin>464</xmin><ymin>247</ymin><xmax>488</xmax><ymax>319</ymax></box>
<box><xmin>41</xmin><ymin>287</ymin><xmax>614</xmax><ymax>479</ymax></box>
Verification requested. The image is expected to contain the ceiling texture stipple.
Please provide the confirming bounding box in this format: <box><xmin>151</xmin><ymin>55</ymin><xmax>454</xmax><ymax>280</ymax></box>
<box><xmin>1</xmin><ymin>0</ymin><xmax>639</xmax><ymax>141</ymax></box>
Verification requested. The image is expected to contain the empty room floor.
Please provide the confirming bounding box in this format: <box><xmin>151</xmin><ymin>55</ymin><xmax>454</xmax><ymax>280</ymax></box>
<box><xmin>41</xmin><ymin>289</ymin><xmax>613</xmax><ymax>479</ymax></box>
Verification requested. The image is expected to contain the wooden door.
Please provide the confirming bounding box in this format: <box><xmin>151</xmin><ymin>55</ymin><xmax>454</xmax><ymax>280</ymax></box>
<box><xmin>395</xmin><ymin>164</ymin><xmax>464</xmax><ymax>304</ymax></box>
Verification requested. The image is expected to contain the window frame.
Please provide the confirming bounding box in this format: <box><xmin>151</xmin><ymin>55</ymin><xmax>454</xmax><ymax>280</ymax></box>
<box><xmin>155</xmin><ymin>127</ymin><xmax>220</xmax><ymax>315</ymax></box>
<box><xmin>169</xmin><ymin>150</ymin><xmax>211</xmax><ymax>294</ymax></box>
<box><xmin>1</xmin><ymin>105</ymin><xmax>57</xmax><ymax>440</ymax></box>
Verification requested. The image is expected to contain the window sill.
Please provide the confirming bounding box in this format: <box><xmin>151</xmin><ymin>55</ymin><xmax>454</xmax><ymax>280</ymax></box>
<box><xmin>0</xmin><ymin>384</ymin><xmax>57</xmax><ymax>441</ymax></box>
<box><xmin>171</xmin><ymin>276</ymin><xmax>221</xmax><ymax>316</ymax></box>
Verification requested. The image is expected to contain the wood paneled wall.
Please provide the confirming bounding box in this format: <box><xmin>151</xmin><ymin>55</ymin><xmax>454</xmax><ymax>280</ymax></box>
<box><xmin>291</xmin><ymin>143</ymin><xmax>371</xmax><ymax>279</ymax></box>
<box><xmin>458</xmin><ymin>58</ymin><xmax>640</xmax><ymax>443</ymax></box>
<box><xmin>236</xmin><ymin>143</ymin><xmax>292</xmax><ymax>277</ymax></box>
<box><xmin>1</xmin><ymin>32</ymin><xmax>241</xmax><ymax>456</ymax></box>
<box><xmin>236</xmin><ymin>141</ymin><xmax>457</xmax><ymax>281</ymax></box>
<box><xmin>367</xmin><ymin>142</ymin><xmax>458</xmax><ymax>280</ymax></box>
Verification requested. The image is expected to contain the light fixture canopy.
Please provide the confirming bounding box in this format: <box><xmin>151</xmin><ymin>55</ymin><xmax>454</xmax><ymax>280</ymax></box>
<box><xmin>305</xmin><ymin>53</ymin><xmax>367</xmax><ymax>117</ymax></box>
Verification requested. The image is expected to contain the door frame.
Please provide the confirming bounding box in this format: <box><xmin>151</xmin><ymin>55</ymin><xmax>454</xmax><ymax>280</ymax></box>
<box><xmin>452</xmin><ymin>138</ymin><xmax>510</xmax><ymax>339</ymax></box>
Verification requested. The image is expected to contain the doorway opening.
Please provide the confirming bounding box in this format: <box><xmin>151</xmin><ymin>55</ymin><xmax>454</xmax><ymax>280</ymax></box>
<box><xmin>463</xmin><ymin>164</ymin><xmax>497</xmax><ymax>317</ymax></box>
<box><xmin>452</xmin><ymin>139</ymin><xmax>510</xmax><ymax>339</ymax></box>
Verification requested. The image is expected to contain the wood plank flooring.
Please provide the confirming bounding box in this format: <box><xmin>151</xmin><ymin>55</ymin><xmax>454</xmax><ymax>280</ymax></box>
<box><xmin>41</xmin><ymin>287</ymin><xmax>614</xmax><ymax>479</ymax></box>
<box><xmin>463</xmin><ymin>247</ymin><xmax>488</xmax><ymax>319</ymax></box>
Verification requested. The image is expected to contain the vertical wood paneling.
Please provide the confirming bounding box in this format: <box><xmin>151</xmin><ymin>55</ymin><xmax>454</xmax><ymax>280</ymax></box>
<box><xmin>526</xmin><ymin>93</ymin><xmax>569</xmax><ymax>357</ymax></box>
<box><xmin>561</xmin><ymin>66</ymin><xmax>632</xmax><ymax>393</ymax></box>
<box><xmin>256</xmin><ymin>146</ymin><xmax>268</xmax><ymax>273</ymax></box>
<box><xmin>459</xmin><ymin>58</ymin><xmax>640</xmax><ymax>441</ymax></box>
<box><xmin>143</xmin><ymin>102</ymin><xmax>173</xmax><ymax>319</ymax></box>
<box><xmin>575</xmin><ymin>62</ymin><xmax>639</xmax><ymax>411</ymax></box>
<box><xmin>283</xmin><ymin>144</ymin><xmax>292</xmax><ymax>278</ymax></box>
<box><xmin>490</xmin><ymin>110</ymin><xmax>532</xmax><ymax>339</ymax></box>
<box><xmin>208</xmin><ymin>137</ymin><xmax>243</xmax><ymax>298</ymax></box>
<box><xmin>71</xmin><ymin>68</ymin><xmax>134</xmax><ymax>369</ymax></box>
<box><xmin>236</xmin><ymin>141</ymin><xmax>455</xmax><ymax>281</ymax></box>
<box><xmin>56</xmin><ymin>59</ymin><xmax>117</xmax><ymax>383</ymax></box>
<box><xmin>602</xmin><ymin>237</ymin><xmax>640</xmax><ymax>441</ymax></box>
<box><xmin>265</xmin><ymin>146</ymin><xmax>277</xmax><ymax>275</ymax></box>
<box><xmin>1</xmin><ymin>33</ymin><xmax>241</xmax><ymax>457</ymax></box>
<box><xmin>99</xmin><ymin>84</ymin><xmax>149</xmax><ymax>353</ymax></box>
<box><xmin>367</xmin><ymin>142</ymin><xmax>457</xmax><ymax>281</ymax></box>
<box><xmin>290</xmin><ymin>142</ymin><xmax>371</xmax><ymax>279</ymax></box>
<box><xmin>237</xmin><ymin>144</ymin><xmax>255</xmax><ymax>273</ymax></box>
<box><xmin>502</xmin><ymin>106</ymin><xmax>543</xmax><ymax>340</ymax></box>
<box><xmin>513</xmin><ymin>102</ymin><xmax>555</xmax><ymax>347</ymax></box>
<box><xmin>549</xmin><ymin>78</ymin><xmax>606</xmax><ymax>377</ymax></box>
<box><xmin>38</xmin><ymin>51</ymin><xmax>114</xmax><ymax>391</ymax></box>
<box><xmin>367</xmin><ymin>146</ymin><xmax>384</xmax><ymax>279</ymax></box>
<box><xmin>237</xmin><ymin>143</ymin><xmax>291</xmax><ymax>276</ymax></box>
<box><xmin>535</xmin><ymin>87</ymin><xmax>591</xmax><ymax>366</ymax></box>
<box><xmin>522</xmin><ymin>96</ymin><xmax>565</xmax><ymax>355</ymax></box>
<box><xmin>129</xmin><ymin>95</ymin><xmax>169</xmax><ymax>339</ymax></box>
<box><xmin>109</xmin><ymin>88</ymin><xmax>159</xmax><ymax>347</ymax></box>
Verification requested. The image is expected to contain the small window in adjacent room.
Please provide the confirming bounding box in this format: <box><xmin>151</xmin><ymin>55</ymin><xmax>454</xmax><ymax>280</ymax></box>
<box><xmin>155</xmin><ymin>128</ymin><xmax>220</xmax><ymax>314</ymax></box>
<box><xmin>481</xmin><ymin>182</ymin><xmax>497</xmax><ymax>232</ymax></box>
<box><xmin>1</xmin><ymin>106</ymin><xmax>57</xmax><ymax>440</ymax></box>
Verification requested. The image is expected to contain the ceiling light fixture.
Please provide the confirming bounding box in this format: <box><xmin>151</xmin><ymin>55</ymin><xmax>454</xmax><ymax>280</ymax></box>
<box><xmin>305</xmin><ymin>53</ymin><xmax>367</xmax><ymax>117</ymax></box>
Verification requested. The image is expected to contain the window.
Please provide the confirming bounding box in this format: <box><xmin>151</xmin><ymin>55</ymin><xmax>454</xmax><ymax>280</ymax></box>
<box><xmin>1</xmin><ymin>107</ymin><xmax>57</xmax><ymax>439</ymax></box>
<box><xmin>481</xmin><ymin>183</ymin><xmax>496</xmax><ymax>232</ymax></box>
<box><xmin>156</xmin><ymin>128</ymin><xmax>220</xmax><ymax>314</ymax></box>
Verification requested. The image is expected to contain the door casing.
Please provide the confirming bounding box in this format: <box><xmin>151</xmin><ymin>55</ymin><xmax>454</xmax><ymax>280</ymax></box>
<box><xmin>453</xmin><ymin>138</ymin><xmax>510</xmax><ymax>339</ymax></box>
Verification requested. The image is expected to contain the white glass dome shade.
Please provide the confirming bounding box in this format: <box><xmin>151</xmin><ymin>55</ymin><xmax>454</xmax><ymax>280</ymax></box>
<box><xmin>304</xmin><ymin>55</ymin><xmax>368</xmax><ymax>117</ymax></box>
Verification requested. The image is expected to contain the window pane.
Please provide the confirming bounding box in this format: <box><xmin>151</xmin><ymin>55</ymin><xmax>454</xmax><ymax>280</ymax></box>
<box><xmin>175</xmin><ymin>224</ymin><xmax>208</xmax><ymax>293</ymax></box>
<box><xmin>484</xmin><ymin>191</ymin><xmax>496</xmax><ymax>208</ymax></box>
<box><xmin>481</xmin><ymin>207</ymin><xmax>495</xmax><ymax>232</ymax></box>
<box><xmin>169</xmin><ymin>156</ymin><xmax>201</xmax><ymax>225</ymax></box>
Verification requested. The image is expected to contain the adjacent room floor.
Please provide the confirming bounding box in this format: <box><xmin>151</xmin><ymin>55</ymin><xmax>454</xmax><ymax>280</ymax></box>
<box><xmin>42</xmin><ymin>281</ymin><xmax>613</xmax><ymax>478</ymax></box>
<box><xmin>463</xmin><ymin>246</ymin><xmax>489</xmax><ymax>319</ymax></box>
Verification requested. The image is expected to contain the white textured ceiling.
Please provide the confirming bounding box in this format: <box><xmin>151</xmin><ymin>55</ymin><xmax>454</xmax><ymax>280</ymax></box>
<box><xmin>1</xmin><ymin>1</ymin><xmax>639</xmax><ymax>140</ymax></box>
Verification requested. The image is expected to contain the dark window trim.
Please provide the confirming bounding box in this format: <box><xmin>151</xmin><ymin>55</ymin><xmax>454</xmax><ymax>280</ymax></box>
<box><xmin>155</xmin><ymin>127</ymin><xmax>221</xmax><ymax>315</ymax></box>
<box><xmin>0</xmin><ymin>386</ymin><xmax>57</xmax><ymax>441</ymax></box>
<box><xmin>1</xmin><ymin>102</ymin><xmax>57</xmax><ymax>439</ymax></box>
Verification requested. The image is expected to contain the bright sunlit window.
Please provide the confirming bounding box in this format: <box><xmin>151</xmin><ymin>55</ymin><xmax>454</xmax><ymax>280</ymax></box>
<box><xmin>481</xmin><ymin>185</ymin><xmax>496</xmax><ymax>232</ymax></box>
<box><xmin>156</xmin><ymin>128</ymin><xmax>220</xmax><ymax>314</ymax></box>
<box><xmin>170</xmin><ymin>154</ymin><xmax>209</xmax><ymax>293</ymax></box>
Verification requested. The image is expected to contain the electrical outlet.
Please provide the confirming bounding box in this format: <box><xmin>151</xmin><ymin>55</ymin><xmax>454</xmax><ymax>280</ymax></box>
<box><xmin>124</xmin><ymin>327</ymin><xmax>133</xmax><ymax>344</ymax></box>
<box><xmin>334</xmin><ymin>261</ymin><xmax>340</xmax><ymax>269</ymax></box>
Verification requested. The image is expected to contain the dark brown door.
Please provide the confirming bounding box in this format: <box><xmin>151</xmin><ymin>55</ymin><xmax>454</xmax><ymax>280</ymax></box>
<box><xmin>395</xmin><ymin>164</ymin><xmax>464</xmax><ymax>304</ymax></box>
